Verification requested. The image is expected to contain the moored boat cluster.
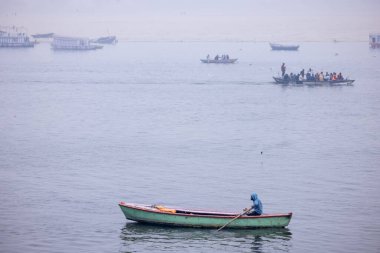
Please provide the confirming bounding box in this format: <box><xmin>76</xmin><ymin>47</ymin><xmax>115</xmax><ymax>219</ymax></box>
<box><xmin>0</xmin><ymin>26</ymin><xmax>117</xmax><ymax>50</ymax></box>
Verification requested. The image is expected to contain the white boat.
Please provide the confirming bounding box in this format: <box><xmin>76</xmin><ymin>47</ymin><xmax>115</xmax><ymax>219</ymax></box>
<box><xmin>92</xmin><ymin>36</ymin><xmax>117</xmax><ymax>44</ymax></box>
<box><xmin>270</xmin><ymin>43</ymin><xmax>299</xmax><ymax>51</ymax></box>
<box><xmin>200</xmin><ymin>58</ymin><xmax>237</xmax><ymax>64</ymax></box>
<box><xmin>0</xmin><ymin>26</ymin><xmax>34</xmax><ymax>47</ymax></box>
<box><xmin>51</xmin><ymin>36</ymin><xmax>103</xmax><ymax>50</ymax></box>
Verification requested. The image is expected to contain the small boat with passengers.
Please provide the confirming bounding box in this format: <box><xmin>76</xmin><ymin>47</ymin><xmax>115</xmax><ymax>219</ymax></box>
<box><xmin>201</xmin><ymin>54</ymin><xmax>237</xmax><ymax>64</ymax></box>
<box><xmin>273</xmin><ymin>76</ymin><xmax>355</xmax><ymax>86</ymax></box>
<box><xmin>274</xmin><ymin>65</ymin><xmax>354</xmax><ymax>86</ymax></box>
<box><xmin>119</xmin><ymin>202</ymin><xmax>292</xmax><ymax>229</ymax></box>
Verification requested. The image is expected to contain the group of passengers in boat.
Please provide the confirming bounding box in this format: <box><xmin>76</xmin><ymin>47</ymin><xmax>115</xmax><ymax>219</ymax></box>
<box><xmin>206</xmin><ymin>54</ymin><xmax>230</xmax><ymax>60</ymax></box>
<box><xmin>281</xmin><ymin>63</ymin><xmax>345</xmax><ymax>82</ymax></box>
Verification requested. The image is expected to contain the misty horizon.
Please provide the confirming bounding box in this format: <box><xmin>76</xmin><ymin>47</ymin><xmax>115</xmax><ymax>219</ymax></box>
<box><xmin>1</xmin><ymin>0</ymin><xmax>380</xmax><ymax>42</ymax></box>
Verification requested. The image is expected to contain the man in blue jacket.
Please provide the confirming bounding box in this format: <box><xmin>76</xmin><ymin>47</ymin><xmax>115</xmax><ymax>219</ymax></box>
<box><xmin>244</xmin><ymin>192</ymin><xmax>263</xmax><ymax>216</ymax></box>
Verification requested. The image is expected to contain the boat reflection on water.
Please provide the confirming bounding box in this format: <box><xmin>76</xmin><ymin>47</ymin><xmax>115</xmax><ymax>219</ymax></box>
<box><xmin>119</xmin><ymin>222</ymin><xmax>292</xmax><ymax>252</ymax></box>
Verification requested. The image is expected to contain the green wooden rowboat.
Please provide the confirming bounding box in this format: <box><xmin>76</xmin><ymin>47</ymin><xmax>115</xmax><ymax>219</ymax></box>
<box><xmin>119</xmin><ymin>202</ymin><xmax>292</xmax><ymax>229</ymax></box>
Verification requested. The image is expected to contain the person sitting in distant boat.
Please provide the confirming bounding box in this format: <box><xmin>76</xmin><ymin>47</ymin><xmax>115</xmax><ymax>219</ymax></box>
<box><xmin>338</xmin><ymin>72</ymin><xmax>343</xmax><ymax>80</ymax></box>
<box><xmin>296</xmin><ymin>74</ymin><xmax>301</xmax><ymax>83</ymax></box>
<box><xmin>292</xmin><ymin>73</ymin><xmax>298</xmax><ymax>82</ymax></box>
<box><xmin>325</xmin><ymin>72</ymin><xmax>329</xmax><ymax>80</ymax></box>
<box><xmin>300</xmin><ymin>69</ymin><xmax>305</xmax><ymax>79</ymax></box>
<box><xmin>281</xmin><ymin>63</ymin><xmax>286</xmax><ymax>77</ymax></box>
<box><xmin>244</xmin><ymin>192</ymin><xmax>263</xmax><ymax>216</ymax></box>
<box><xmin>206</xmin><ymin>54</ymin><xmax>210</xmax><ymax>60</ymax></box>
<box><xmin>215</xmin><ymin>55</ymin><xmax>219</xmax><ymax>60</ymax></box>
<box><xmin>315</xmin><ymin>72</ymin><xmax>320</xmax><ymax>81</ymax></box>
<box><xmin>284</xmin><ymin>73</ymin><xmax>290</xmax><ymax>82</ymax></box>
<box><xmin>308</xmin><ymin>68</ymin><xmax>313</xmax><ymax>76</ymax></box>
<box><xmin>226</xmin><ymin>54</ymin><xmax>229</xmax><ymax>60</ymax></box>
<box><xmin>319</xmin><ymin>72</ymin><xmax>324</xmax><ymax>81</ymax></box>
<box><xmin>306</xmin><ymin>72</ymin><xmax>311</xmax><ymax>81</ymax></box>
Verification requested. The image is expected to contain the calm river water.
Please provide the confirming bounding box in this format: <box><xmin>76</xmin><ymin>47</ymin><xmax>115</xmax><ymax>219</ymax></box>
<box><xmin>0</xmin><ymin>42</ymin><xmax>379</xmax><ymax>253</ymax></box>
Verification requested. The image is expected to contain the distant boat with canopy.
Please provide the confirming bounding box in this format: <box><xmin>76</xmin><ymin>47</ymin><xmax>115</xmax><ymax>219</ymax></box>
<box><xmin>0</xmin><ymin>26</ymin><xmax>34</xmax><ymax>47</ymax></box>
<box><xmin>51</xmin><ymin>35</ymin><xmax>103</xmax><ymax>50</ymax></box>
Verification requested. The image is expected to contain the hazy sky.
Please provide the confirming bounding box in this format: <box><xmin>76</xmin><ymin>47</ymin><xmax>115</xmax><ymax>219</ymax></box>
<box><xmin>1</xmin><ymin>0</ymin><xmax>379</xmax><ymax>41</ymax></box>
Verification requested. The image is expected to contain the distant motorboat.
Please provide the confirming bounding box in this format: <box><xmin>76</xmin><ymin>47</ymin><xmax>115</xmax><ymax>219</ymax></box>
<box><xmin>270</xmin><ymin>43</ymin><xmax>299</xmax><ymax>51</ymax></box>
<box><xmin>31</xmin><ymin>33</ymin><xmax>54</xmax><ymax>39</ymax></box>
<box><xmin>0</xmin><ymin>26</ymin><xmax>34</xmax><ymax>47</ymax></box>
<box><xmin>200</xmin><ymin>58</ymin><xmax>237</xmax><ymax>64</ymax></box>
<box><xmin>93</xmin><ymin>36</ymin><xmax>117</xmax><ymax>44</ymax></box>
<box><xmin>51</xmin><ymin>36</ymin><xmax>103</xmax><ymax>50</ymax></box>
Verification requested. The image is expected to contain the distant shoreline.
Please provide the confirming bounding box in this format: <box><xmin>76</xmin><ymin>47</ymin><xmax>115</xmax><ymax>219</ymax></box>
<box><xmin>108</xmin><ymin>39</ymin><xmax>369</xmax><ymax>43</ymax></box>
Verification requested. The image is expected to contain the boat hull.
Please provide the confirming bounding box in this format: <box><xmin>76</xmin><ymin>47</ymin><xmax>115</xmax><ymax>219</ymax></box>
<box><xmin>119</xmin><ymin>202</ymin><xmax>292</xmax><ymax>229</ymax></box>
<box><xmin>51</xmin><ymin>45</ymin><xmax>103</xmax><ymax>50</ymax></box>
<box><xmin>273</xmin><ymin>77</ymin><xmax>355</xmax><ymax>86</ymax></box>
<box><xmin>0</xmin><ymin>42</ymin><xmax>34</xmax><ymax>47</ymax></box>
<box><xmin>200</xmin><ymin>59</ymin><xmax>237</xmax><ymax>64</ymax></box>
<box><xmin>270</xmin><ymin>43</ymin><xmax>299</xmax><ymax>51</ymax></box>
<box><xmin>32</xmin><ymin>33</ymin><xmax>54</xmax><ymax>39</ymax></box>
<box><xmin>94</xmin><ymin>36</ymin><xmax>117</xmax><ymax>44</ymax></box>
<box><xmin>51</xmin><ymin>36</ymin><xmax>103</xmax><ymax>50</ymax></box>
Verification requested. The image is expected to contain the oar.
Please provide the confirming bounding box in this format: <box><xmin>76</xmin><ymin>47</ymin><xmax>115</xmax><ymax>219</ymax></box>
<box><xmin>217</xmin><ymin>207</ymin><xmax>252</xmax><ymax>231</ymax></box>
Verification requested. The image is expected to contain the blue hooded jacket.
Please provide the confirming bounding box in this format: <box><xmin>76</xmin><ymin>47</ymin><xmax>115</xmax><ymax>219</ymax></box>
<box><xmin>250</xmin><ymin>193</ymin><xmax>263</xmax><ymax>215</ymax></box>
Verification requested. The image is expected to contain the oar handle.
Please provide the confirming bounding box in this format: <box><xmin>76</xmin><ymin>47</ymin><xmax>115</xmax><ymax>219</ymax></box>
<box><xmin>217</xmin><ymin>207</ymin><xmax>252</xmax><ymax>231</ymax></box>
